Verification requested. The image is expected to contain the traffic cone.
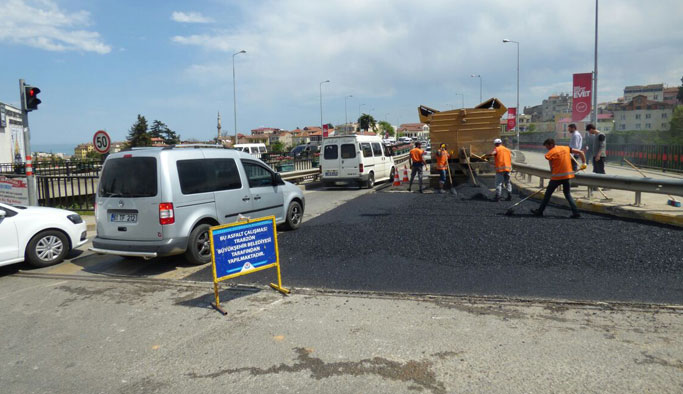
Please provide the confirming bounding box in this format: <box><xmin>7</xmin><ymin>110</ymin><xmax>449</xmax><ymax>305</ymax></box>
<box><xmin>402</xmin><ymin>166</ymin><xmax>409</xmax><ymax>182</ymax></box>
<box><xmin>393</xmin><ymin>168</ymin><xmax>401</xmax><ymax>186</ymax></box>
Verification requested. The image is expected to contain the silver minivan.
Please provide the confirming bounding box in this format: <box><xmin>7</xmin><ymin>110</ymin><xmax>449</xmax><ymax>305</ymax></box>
<box><xmin>90</xmin><ymin>145</ymin><xmax>305</xmax><ymax>265</ymax></box>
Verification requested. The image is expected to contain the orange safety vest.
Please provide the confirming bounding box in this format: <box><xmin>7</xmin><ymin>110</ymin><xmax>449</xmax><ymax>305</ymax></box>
<box><xmin>545</xmin><ymin>146</ymin><xmax>575</xmax><ymax>180</ymax></box>
<box><xmin>410</xmin><ymin>148</ymin><xmax>425</xmax><ymax>164</ymax></box>
<box><xmin>494</xmin><ymin>145</ymin><xmax>512</xmax><ymax>173</ymax></box>
<box><xmin>435</xmin><ymin>149</ymin><xmax>449</xmax><ymax>170</ymax></box>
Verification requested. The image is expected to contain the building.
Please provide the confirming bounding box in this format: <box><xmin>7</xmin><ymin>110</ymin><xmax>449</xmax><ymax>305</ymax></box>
<box><xmin>541</xmin><ymin>93</ymin><xmax>571</xmax><ymax>122</ymax></box>
<box><xmin>73</xmin><ymin>143</ymin><xmax>94</xmax><ymax>159</ymax></box>
<box><xmin>555</xmin><ymin>114</ymin><xmax>614</xmax><ymax>139</ymax></box>
<box><xmin>251</xmin><ymin>127</ymin><xmax>281</xmax><ymax>136</ymax></box>
<box><xmin>518</xmin><ymin>114</ymin><xmax>532</xmax><ymax>132</ymax></box>
<box><xmin>0</xmin><ymin>102</ymin><xmax>25</xmax><ymax>164</ymax></box>
<box><xmin>612</xmin><ymin>95</ymin><xmax>674</xmax><ymax>131</ymax></box>
<box><xmin>268</xmin><ymin>131</ymin><xmax>293</xmax><ymax>148</ymax></box>
<box><xmin>523</xmin><ymin>104</ymin><xmax>543</xmax><ymax>122</ymax></box>
<box><xmin>663</xmin><ymin>87</ymin><xmax>681</xmax><ymax>106</ymax></box>
<box><xmin>397</xmin><ymin>123</ymin><xmax>429</xmax><ymax>139</ymax></box>
<box><xmin>236</xmin><ymin>133</ymin><xmax>269</xmax><ymax>145</ymax></box>
<box><xmin>624</xmin><ymin>84</ymin><xmax>664</xmax><ymax>102</ymax></box>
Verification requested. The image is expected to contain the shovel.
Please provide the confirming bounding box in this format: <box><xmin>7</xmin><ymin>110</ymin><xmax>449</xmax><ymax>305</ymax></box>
<box><xmin>446</xmin><ymin>164</ymin><xmax>457</xmax><ymax>196</ymax></box>
<box><xmin>505</xmin><ymin>187</ymin><xmax>546</xmax><ymax>216</ymax></box>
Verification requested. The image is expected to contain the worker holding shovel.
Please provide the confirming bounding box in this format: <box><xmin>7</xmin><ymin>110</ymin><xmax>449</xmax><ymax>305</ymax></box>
<box><xmin>484</xmin><ymin>139</ymin><xmax>513</xmax><ymax>201</ymax></box>
<box><xmin>531</xmin><ymin>138</ymin><xmax>587</xmax><ymax>218</ymax></box>
<box><xmin>434</xmin><ymin>144</ymin><xmax>451</xmax><ymax>193</ymax></box>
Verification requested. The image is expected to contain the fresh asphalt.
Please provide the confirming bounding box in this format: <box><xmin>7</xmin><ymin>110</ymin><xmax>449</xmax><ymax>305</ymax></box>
<box><xmin>187</xmin><ymin>183</ymin><xmax>683</xmax><ymax>305</ymax></box>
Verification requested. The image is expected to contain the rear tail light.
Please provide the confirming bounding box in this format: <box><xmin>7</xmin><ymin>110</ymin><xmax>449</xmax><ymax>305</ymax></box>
<box><xmin>359</xmin><ymin>163</ymin><xmax>364</xmax><ymax>173</ymax></box>
<box><xmin>159</xmin><ymin>203</ymin><xmax>175</xmax><ymax>225</ymax></box>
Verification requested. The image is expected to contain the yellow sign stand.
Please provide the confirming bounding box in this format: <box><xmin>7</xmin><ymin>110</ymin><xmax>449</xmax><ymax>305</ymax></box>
<box><xmin>209</xmin><ymin>216</ymin><xmax>289</xmax><ymax>315</ymax></box>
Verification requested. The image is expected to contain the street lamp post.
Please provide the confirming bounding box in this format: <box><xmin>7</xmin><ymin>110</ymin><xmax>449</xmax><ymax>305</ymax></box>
<box><xmin>232</xmin><ymin>50</ymin><xmax>246</xmax><ymax>139</ymax></box>
<box><xmin>470</xmin><ymin>74</ymin><xmax>482</xmax><ymax>103</ymax></box>
<box><xmin>503</xmin><ymin>39</ymin><xmax>520</xmax><ymax>150</ymax></box>
<box><xmin>592</xmin><ymin>0</ymin><xmax>599</xmax><ymax>126</ymax></box>
<box><xmin>455</xmin><ymin>93</ymin><xmax>465</xmax><ymax>108</ymax></box>
<box><xmin>319</xmin><ymin>80</ymin><xmax>330</xmax><ymax>137</ymax></box>
<box><xmin>345</xmin><ymin>95</ymin><xmax>353</xmax><ymax>133</ymax></box>
<box><xmin>358</xmin><ymin>103</ymin><xmax>366</xmax><ymax>118</ymax></box>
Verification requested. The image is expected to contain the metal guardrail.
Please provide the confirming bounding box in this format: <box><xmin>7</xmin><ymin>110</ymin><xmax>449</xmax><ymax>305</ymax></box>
<box><xmin>513</xmin><ymin>162</ymin><xmax>683</xmax><ymax>205</ymax></box>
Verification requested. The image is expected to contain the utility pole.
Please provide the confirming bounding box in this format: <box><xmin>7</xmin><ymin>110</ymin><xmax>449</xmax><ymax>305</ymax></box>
<box><xmin>592</xmin><ymin>0</ymin><xmax>599</xmax><ymax>126</ymax></box>
<box><xmin>19</xmin><ymin>79</ymin><xmax>37</xmax><ymax>206</ymax></box>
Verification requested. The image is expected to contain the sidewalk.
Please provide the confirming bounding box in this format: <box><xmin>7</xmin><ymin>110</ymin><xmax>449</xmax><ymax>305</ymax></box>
<box><xmin>512</xmin><ymin>150</ymin><xmax>683</xmax><ymax>227</ymax></box>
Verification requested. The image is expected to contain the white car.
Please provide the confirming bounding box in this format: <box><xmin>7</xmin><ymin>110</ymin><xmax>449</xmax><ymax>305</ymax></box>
<box><xmin>0</xmin><ymin>202</ymin><xmax>88</xmax><ymax>268</ymax></box>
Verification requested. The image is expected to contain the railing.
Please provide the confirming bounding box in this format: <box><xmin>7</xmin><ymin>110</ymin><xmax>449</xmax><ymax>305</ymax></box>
<box><xmin>1</xmin><ymin>159</ymin><xmax>103</xmax><ymax>176</ymax></box>
<box><xmin>513</xmin><ymin>162</ymin><xmax>683</xmax><ymax>205</ymax></box>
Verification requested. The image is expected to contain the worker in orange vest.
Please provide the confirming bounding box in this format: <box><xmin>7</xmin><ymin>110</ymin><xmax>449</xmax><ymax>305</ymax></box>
<box><xmin>531</xmin><ymin>138</ymin><xmax>587</xmax><ymax>218</ymax></box>
<box><xmin>485</xmin><ymin>138</ymin><xmax>513</xmax><ymax>201</ymax></box>
<box><xmin>408</xmin><ymin>141</ymin><xmax>426</xmax><ymax>193</ymax></box>
<box><xmin>434</xmin><ymin>144</ymin><xmax>450</xmax><ymax>193</ymax></box>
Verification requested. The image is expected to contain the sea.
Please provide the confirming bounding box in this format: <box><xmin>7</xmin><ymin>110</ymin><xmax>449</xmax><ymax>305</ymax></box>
<box><xmin>30</xmin><ymin>143</ymin><xmax>78</xmax><ymax>155</ymax></box>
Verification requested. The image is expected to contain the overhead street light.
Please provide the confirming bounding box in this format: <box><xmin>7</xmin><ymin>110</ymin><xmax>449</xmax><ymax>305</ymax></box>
<box><xmin>503</xmin><ymin>38</ymin><xmax>520</xmax><ymax>150</ymax></box>
<box><xmin>319</xmin><ymin>80</ymin><xmax>330</xmax><ymax>137</ymax></box>
<box><xmin>454</xmin><ymin>92</ymin><xmax>465</xmax><ymax>108</ymax></box>
<box><xmin>359</xmin><ymin>103</ymin><xmax>366</xmax><ymax>118</ymax></box>
<box><xmin>345</xmin><ymin>95</ymin><xmax>353</xmax><ymax>133</ymax></box>
<box><xmin>470</xmin><ymin>74</ymin><xmax>482</xmax><ymax>103</ymax></box>
<box><xmin>232</xmin><ymin>49</ymin><xmax>246</xmax><ymax>139</ymax></box>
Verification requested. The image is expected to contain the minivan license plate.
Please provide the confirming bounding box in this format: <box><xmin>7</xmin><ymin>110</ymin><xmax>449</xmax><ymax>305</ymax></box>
<box><xmin>325</xmin><ymin>170</ymin><xmax>338</xmax><ymax>177</ymax></box>
<box><xmin>110</xmin><ymin>213</ymin><xmax>137</xmax><ymax>223</ymax></box>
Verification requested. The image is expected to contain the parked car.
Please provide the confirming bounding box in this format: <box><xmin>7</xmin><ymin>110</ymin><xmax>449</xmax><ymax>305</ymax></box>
<box><xmin>234</xmin><ymin>143</ymin><xmax>267</xmax><ymax>158</ymax></box>
<box><xmin>0</xmin><ymin>202</ymin><xmax>88</xmax><ymax>268</ymax></box>
<box><xmin>90</xmin><ymin>145</ymin><xmax>305</xmax><ymax>265</ymax></box>
<box><xmin>321</xmin><ymin>135</ymin><xmax>396</xmax><ymax>188</ymax></box>
<box><xmin>290</xmin><ymin>144</ymin><xmax>319</xmax><ymax>158</ymax></box>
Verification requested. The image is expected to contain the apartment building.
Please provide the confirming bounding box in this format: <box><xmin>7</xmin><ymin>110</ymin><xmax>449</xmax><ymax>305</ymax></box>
<box><xmin>0</xmin><ymin>102</ymin><xmax>25</xmax><ymax>164</ymax></box>
<box><xmin>612</xmin><ymin>95</ymin><xmax>674</xmax><ymax>131</ymax></box>
<box><xmin>624</xmin><ymin>84</ymin><xmax>664</xmax><ymax>102</ymax></box>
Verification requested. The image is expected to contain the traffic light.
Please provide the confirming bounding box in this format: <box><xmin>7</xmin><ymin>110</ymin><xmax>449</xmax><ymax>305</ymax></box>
<box><xmin>24</xmin><ymin>86</ymin><xmax>41</xmax><ymax>111</ymax></box>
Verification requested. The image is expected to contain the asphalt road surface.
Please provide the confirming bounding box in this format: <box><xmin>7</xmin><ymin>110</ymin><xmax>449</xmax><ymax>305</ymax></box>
<box><xmin>188</xmin><ymin>184</ymin><xmax>683</xmax><ymax>305</ymax></box>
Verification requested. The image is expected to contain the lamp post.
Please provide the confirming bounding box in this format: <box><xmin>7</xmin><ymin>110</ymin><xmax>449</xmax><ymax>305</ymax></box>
<box><xmin>319</xmin><ymin>80</ymin><xmax>330</xmax><ymax>137</ymax></box>
<box><xmin>358</xmin><ymin>103</ymin><xmax>366</xmax><ymax>118</ymax></box>
<box><xmin>232</xmin><ymin>50</ymin><xmax>246</xmax><ymax>138</ymax></box>
<box><xmin>470</xmin><ymin>74</ymin><xmax>482</xmax><ymax>103</ymax></box>
<box><xmin>455</xmin><ymin>93</ymin><xmax>465</xmax><ymax>108</ymax></box>
<box><xmin>345</xmin><ymin>95</ymin><xmax>353</xmax><ymax>133</ymax></box>
<box><xmin>592</xmin><ymin>0</ymin><xmax>599</xmax><ymax>126</ymax></box>
<box><xmin>503</xmin><ymin>38</ymin><xmax>520</xmax><ymax>150</ymax></box>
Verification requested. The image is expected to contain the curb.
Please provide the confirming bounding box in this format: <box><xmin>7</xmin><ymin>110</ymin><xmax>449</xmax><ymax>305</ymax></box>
<box><xmin>511</xmin><ymin>180</ymin><xmax>683</xmax><ymax>228</ymax></box>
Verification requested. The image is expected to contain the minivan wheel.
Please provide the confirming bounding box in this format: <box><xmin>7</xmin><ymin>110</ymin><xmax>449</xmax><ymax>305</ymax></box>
<box><xmin>26</xmin><ymin>230</ymin><xmax>69</xmax><ymax>268</ymax></box>
<box><xmin>283</xmin><ymin>201</ymin><xmax>303</xmax><ymax>230</ymax></box>
<box><xmin>185</xmin><ymin>224</ymin><xmax>212</xmax><ymax>265</ymax></box>
<box><xmin>366</xmin><ymin>172</ymin><xmax>375</xmax><ymax>189</ymax></box>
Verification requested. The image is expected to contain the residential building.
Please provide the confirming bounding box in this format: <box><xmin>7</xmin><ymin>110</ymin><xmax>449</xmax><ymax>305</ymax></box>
<box><xmin>251</xmin><ymin>127</ymin><xmax>281</xmax><ymax>136</ymax></box>
<box><xmin>236</xmin><ymin>133</ymin><xmax>269</xmax><ymax>145</ymax></box>
<box><xmin>518</xmin><ymin>114</ymin><xmax>532</xmax><ymax>132</ymax></box>
<box><xmin>612</xmin><ymin>95</ymin><xmax>674</xmax><ymax>131</ymax></box>
<box><xmin>541</xmin><ymin>93</ymin><xmax>571</xmax><ymax>121</ymax></box>
<box><xmin>0</xmin><ymin>102</ymin><xmax>24</xmax><ymax>164</ymax></box>
<box><xmin>397</xmin><ymin>123</ymin><xmax>429</xmax><ymax>139</ymax></box>
<box><xmin>523</xmin><ymin>104</ymin><xmax>543</xmax><ymax>122</ymax></box>
<box><xmin>624</xmin><ymin>84</ymin><xmax>663</xmax><ymax>102</ymax></box>
<box><xmin>269</xmin><ymin>131</ymin><xmax>293</xmax><ymax>147</ymax></box>
<box><xmin>555</xmin><ymin>114</ymin><xmax>614</xmax><ymax>140</ymax></box>
<box><xmin>663</xmin><ymin>87</ymin><xmax>681</xmax><ymax>106</ymax></box>
<box><xmin>74</xmin><ymin>143</ymin><xmax>94</xmax><ymax>159</ymax></box>
<box><xmin>290</xmin><ymin>128</ymin><xmax>311</xmax><ymax>146</ymax></box>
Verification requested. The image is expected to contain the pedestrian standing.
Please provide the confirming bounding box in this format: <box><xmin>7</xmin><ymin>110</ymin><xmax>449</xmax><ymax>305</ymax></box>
<box><xmin>586</xmin><ymin>124</ymin><xmax>606</xmax><ymax>174</ymax></box>
<box><xmin>485</xmin><ymin>138</ymin><xmax>512</xmax><ymax>201</ymax></box>
<box><xmin>568</xmin><ymin>123</ymin><xmax>582</xmax><ymax>172</ymax></box>
<box><xmin>408</xmin><ymin>141</ymin><xmax>425</xmax><ymax>193</ymax></box>
<box><xmin>531</xmin><ymin>138</ymin><xmax>587</xmax><ymax>218</ymax></box>
<box><xmin>434</xmin><ymin>144</ymin><xmax>450</xmax><ymax>193</ymax></box>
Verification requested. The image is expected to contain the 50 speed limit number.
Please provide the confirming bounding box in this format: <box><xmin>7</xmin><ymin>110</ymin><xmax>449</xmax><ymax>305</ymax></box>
<box><xmin>93</xmin><ymin>130</ymin><xmax>111</xmax><ymax>154</ymax></box>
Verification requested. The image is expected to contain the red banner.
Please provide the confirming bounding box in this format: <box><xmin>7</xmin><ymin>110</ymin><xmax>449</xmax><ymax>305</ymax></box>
<box><xmin>322</xmin><ymin>124</ymin><xmax>329</xmax><ymax>138</ymax></box>
<box><xmin>507</xmin><ymin>107</ymin><xmax>516</xmax><ymax>131</ymax></box>
<box><xmin>572</xmin><ymin>72</ymin><xmax>592</xmax><ymax>121</ymax></box>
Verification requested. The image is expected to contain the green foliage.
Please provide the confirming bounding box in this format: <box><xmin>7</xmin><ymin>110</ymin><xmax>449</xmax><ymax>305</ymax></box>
<box><xmin>527</xmin><ymin>124</ymin><xmax>536</xmax><ymax>133</ymax></box>
<box><xmin>662</xmin><ymin>106</ymin><xmax>683</xmax><ymax>144</ymax></box>
<box><xmin>358</xmin><ymin>113</ymin><xmax>376</xmax><ymax>131</ymax></box>
<box><xmin>378</xmin><ymin>121</ymin><xmax>395</xmax><ymax>137</ymax></box>
<box><xmin>677</xmin><ymin>76</ymin><xmax>683</xmax><ymax>103</ymax></box>
<box><xmin>150</xmin><ymin>120</ymin><xmax>181</xmax><ymax>145</ymax></box>
<box><xmin>271</xmin><ymin>141</ymin><xmax>285</xmax><ymax>153</ymax></box>
<box><xmin>85</xmin><ymin>150</ymin><xmax>102</xmax><ymax>159</ymax></box>
<box><xmin>126</xmin><ymin>115</ymin><xmax>151</xmax><ymax>148</ymax></box>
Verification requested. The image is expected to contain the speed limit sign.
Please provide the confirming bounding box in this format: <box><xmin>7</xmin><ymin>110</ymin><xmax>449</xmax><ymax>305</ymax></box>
<box><xmin>93</xmin><ymin>130</ymin><xmax>111</xmax><ymax>154</ymax></box>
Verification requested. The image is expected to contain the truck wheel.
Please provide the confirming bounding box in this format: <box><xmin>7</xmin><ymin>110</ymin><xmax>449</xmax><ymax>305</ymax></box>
<box><xmin>283</xmin><ymin>201</ymin><xmax>303</xmax><ymax>230</ymax></box>
<box><xmin>366</xmin><ymin>172</ymin><xmax>375</xmax><ymax>189</ymax></box>
<box><xmin>184</xmin><ymin>224</ymin><xmax>212</xmax><ymax>265</ymax></box>
<box><xmin>26</xmin><ymin>230</ymin><xmax>69</xmax><ymax>267</ymax></box>
<box><xmin>389</xmin><ymin>167</ymin><xmax>396</xmax><ymax>181</ymax></box>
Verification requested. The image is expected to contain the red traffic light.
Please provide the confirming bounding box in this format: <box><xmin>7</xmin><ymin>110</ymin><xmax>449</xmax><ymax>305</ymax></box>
<box><xmin>24</xmin><ymin>85</ymin><xmax>41</xmax><ymax>111</ymax></box>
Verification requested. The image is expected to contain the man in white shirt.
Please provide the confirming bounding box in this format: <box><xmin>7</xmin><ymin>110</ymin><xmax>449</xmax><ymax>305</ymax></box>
<box><xmin>568</xmin><ymin>123</ymin><xmax>582</xmax><ymax>171</ymax></box>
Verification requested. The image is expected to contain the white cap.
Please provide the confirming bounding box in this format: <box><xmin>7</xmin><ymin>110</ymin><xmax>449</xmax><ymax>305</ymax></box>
<box><xmin>494</xmin><ymin>138</ymin><xmax>502</xmax><ymax>144</ymax></box>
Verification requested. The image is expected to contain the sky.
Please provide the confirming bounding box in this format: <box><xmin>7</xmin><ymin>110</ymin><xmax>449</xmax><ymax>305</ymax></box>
<box><xmin>1</xmin><ymin>0</ymin><xmax>682</xmax><ymax>147</ymax></box>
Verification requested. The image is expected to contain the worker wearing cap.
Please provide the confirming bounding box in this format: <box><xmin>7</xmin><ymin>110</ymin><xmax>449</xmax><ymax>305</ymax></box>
<box><xmin>434</xmin><ymin>144</ymin><xmax>450</xmax><ymax>193</ymax></box>
<box><xmin>408</xmin><ymin>141</ymin><xmax>425</xmax><ymax>193</ymax></box>
<box><xmin>486</xmin><ymin>138</ymin><xmax>513</xmax><ymax>201</ymax></box>
<box><xmin>531</xmin><ymin>138</ymin><xmax>587</xmax><ymax>218</ymax></box>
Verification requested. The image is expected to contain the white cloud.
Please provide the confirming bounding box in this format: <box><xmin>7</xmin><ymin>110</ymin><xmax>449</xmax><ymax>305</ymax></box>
<box><xmin>0</xmin><ymin>0</ymin><xmax>111</xmax><ymax>54</ymax></box>
<box><xmin>171</xmin><ymin>11</ymin><xmax>214</xmax><ymax>24</ymax></box>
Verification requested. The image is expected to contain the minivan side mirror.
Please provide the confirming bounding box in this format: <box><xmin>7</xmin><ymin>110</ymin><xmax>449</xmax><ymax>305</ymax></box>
<box><xmin>273</xmin><ymin>173</ymin><xmax>285</xmax><ymax>185</ymax></box>
<box><xmin>0</xmin><ymin>209</ymin><xmax>5</xmax><ymax>219</ymax></box>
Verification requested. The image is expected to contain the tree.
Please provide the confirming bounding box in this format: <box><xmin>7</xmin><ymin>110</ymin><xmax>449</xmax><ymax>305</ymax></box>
<box><xmin>378</xmin><ymin>121</ymin><xmax>395</xmax><ymax>137</ymax></box>
<box><xmin>126</xmin><ymin>115</ymin><xmax>151</xmax><ymax>148</ymax></box>
<box><xmin>664</xmin><ymin>106</ymin><xmax>683</xmax><ymax>144</ymax></box>
<box><xmin>677</xmin><ymin>76</ymin><xmax>683</xmax><ymax>104</ymax></box>
<box><xmin>358</xmin><ymin>113</ymin><xmax>376</xmax><ymax>131</ymax></box>
<box><xmin>150</xmin><ymin>120</ymin><xmax>181</xmax><ymax>145</ymax></box>
<box><xmin>271</xmin><ymin>141</ymin><xmax>285</xmax><ymax>153</ymax></box>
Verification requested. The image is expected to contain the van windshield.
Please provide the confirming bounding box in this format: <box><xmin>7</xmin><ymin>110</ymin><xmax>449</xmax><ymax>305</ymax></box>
<box><xmin>99</xmin><ymin>157</ymin><xmax>157</xmax><ymax>197</ymax></box>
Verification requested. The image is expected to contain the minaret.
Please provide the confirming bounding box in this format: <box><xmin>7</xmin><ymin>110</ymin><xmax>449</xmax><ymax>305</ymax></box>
<box><xmin>217</xmin><ymin>111</ymin><xmax>222</xmax><ymax>140</ymax></box>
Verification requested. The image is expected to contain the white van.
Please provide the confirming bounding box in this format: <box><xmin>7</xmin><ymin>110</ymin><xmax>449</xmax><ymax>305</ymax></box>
<box><xmin>234</xmin><ymin>143</ymin><xmax>267</xmax><ymax>158</ymax></box>
<box><xmin>321</xmin><ymin>135</ymin><xmax>395</xmax><ymax>188</ymax></box>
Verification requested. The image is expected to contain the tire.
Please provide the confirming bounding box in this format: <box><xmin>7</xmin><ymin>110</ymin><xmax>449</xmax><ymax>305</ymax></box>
<box><xmin>184</xmin><ymin>224</ymin><xmax>212</xmax><ymax>265</ymax></box>
<box><xmin>26</xmin><ymin>230</ymin><xmax>70</xmax><ymax>268</ymax></box>
<box><xmin>365</xmin><ymin>172</ymin><xmax>375</xmax><ymax>189</ymax></box>
<box><xmin>389</xmin><ymin>167</ymin><xmax>396</xmax><ymax>181</ymax></box>
<box><xmin>282</xmin><ymin>201</ymin><xmax>303</xmax><ymax>230</ymax></box>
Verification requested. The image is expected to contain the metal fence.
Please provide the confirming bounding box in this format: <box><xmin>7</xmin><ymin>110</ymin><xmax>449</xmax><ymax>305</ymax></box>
<box><xmin>0</xmin><ymin>159</ymin><xmax>103</xmax><ymax>177</ymax></box>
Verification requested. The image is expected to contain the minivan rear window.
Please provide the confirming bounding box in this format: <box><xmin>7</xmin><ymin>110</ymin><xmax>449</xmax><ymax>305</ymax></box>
<box><xmin>341</xmin><ymin>144</ymin><xmax>356</xmax><ymax>159</ymax></box>
<box><xmin>177</xmin><ymin>159</ymin><xmax>242</xmax><ymax>194</ymax></box>
<box><xmin>324</xmin><ymin>145</ymin><xmax>338</xmax><ymax>160</ymax></box>
<box><xmin>99</xmin><ymin>157</ymin><xmax>157</xmax><ymax>197</ymax></box>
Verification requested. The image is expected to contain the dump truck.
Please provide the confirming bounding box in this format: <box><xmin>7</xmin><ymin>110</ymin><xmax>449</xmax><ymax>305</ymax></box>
<box><xmin>418</xmin><ymin>98</ymin><xmax>507</xmax><ymax>184</ymax></box>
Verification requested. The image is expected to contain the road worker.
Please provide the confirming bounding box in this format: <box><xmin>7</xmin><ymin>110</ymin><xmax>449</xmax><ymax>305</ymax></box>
<box><xmin>408</xmin><ymin>141</ymin><xmax>426</xmax><ymax>193</ymax></box>
<box><xmin>531</xmin><ymin>138</ymin><xmax>587</xmax><ymax>218</ymax></box>
<box><xmin>484</xmin><ymin>138</ymin><xmax>513</xmax><ymax>201</ymax></box>
<box><xmin>434</xmin><ymin>144</ymin><xmax>450</xmax><ymax>193</ymax></box>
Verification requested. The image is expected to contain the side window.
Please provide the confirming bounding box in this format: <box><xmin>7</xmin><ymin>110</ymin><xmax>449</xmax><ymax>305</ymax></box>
<box><xmin>213</xmin><ymin>159</ymin><xmax>242</xmax><ymax>191</ymax></box>
<box><xmin>177</xmin><ymin>159</ymin><xmax>241</xmax><ymax>194</ymax></box>
<box><xmin>324</xmin><ymin>145</ymin><xmax>338</xmax><ymax>160</ymax></box>
<box><xmin>242</xmin><ymin>161</ymin><xmax>275</xmax><ymax>188</ymax></box>
<box><xmin>360</xmin><ymin>143</ymin><xmax>373</xmax><ymax>157</ymax></box>
<box><xmin>341</xmin><ymin>144</ymin><xmax>357</xmax><ymax>159</ymax></box>
<box><xmin>259</xmin><ymin>146</ymin><xmax>267</xmax><ymax>153</ymax></box>
<box><xmin>372</xmin><ymin>142</ymin><xmax>382</xmax><ymax>156</ymax></box>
